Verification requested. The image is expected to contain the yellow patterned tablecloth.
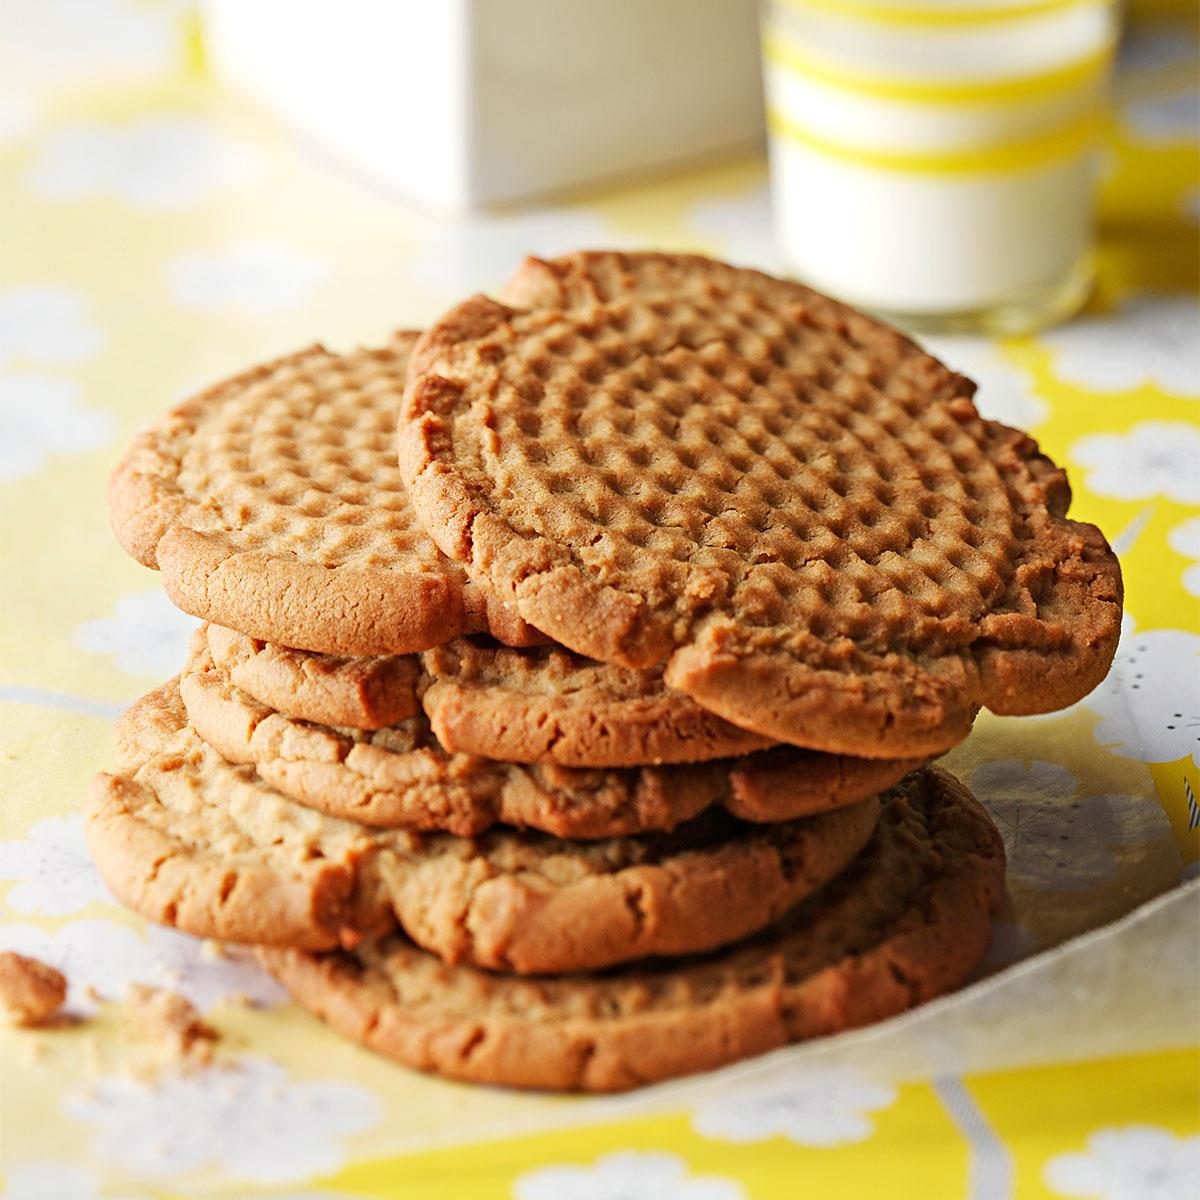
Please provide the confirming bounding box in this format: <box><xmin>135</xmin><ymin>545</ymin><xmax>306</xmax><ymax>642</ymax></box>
<box><xmin>0</xmin><ymin>3</ymin><xmax>1197</xmax><ymax>1197</ymax></box>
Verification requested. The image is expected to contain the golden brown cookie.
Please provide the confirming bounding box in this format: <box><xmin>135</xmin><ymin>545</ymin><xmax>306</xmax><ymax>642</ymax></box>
<box><xmin>182</xmin><ymin>632</ymin><xmax>921</xmax><ymax>837</ymax></box>
<box><xmin>207</xmin><ymin>620</ymin><xmax>774</xmax><ymax>763</ymax></box>
<box><xmin>206</xmin><ymin>624</ymin><xmax>423</xmax><ymax>731</ymax></box>
<box><xmin>261</xmin><ymin>765</ymin><xmax>1004</xmax><ymax>1091</ymax></box>
<box><xmin>419</xmin><ymin>638</ymin><xmax>773</xmax><ymax>765</ymax></box>
<box><xmin>85</xmin><ymin>681</ymin><xmax>882</xmax><ymax>974</ymax></box>
<box><xmin>109</xmin><ymin>334</ymin><xmax>538</xmax><ymax>656</ymax></box>
<box><xmin>399</xmin><ymin>251</ymin><xmax>1122</xmax><ymax>758</ymax></box>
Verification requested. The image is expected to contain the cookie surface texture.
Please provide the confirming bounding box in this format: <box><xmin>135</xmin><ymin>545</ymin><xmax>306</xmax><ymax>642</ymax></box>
<box><xmin>261</xmin><ymin>765</ymin><xmax>1005</xmax><ymax>1091</ymax></box>
<box><xmin>207</xmin><ymin>622</ymin><xmax>772</xmax><ymax>761</ymax></box>
<box><xmin>420</xmin><ymin>638</ymin><xmax>774</xmax><ymax>765</ymax></box>
<box><xmin>399</xmin><ymin>251</ymin><xmax>1122</xmax><ymax>757</ymax></box>
<box><xmin>109</xmin><ymin>334</ymin><xmax>535</xmax><ymax>655</ymax></box>
<box><xmin>85</xmin><ymin>681</ymin><xmax>883</xmax><ymax>974</ymax></box>
<box><xmin>182</xmin><ymin>632</ymin><xmax>921</xmax><ymax>837</ymax></box>
<box><xmin>206</xmin><ymin>624</ymin><xmax>424</xmax><ymax>731</ymax></box>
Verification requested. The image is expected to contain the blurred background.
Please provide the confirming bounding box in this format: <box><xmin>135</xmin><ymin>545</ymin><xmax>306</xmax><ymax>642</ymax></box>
<box><xmin>1</xmin><ymin>0</ymin><xmax>1195</xmax><ymax>378</ymax></box>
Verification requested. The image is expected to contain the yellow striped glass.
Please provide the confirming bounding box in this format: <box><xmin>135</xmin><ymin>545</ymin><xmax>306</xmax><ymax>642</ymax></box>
<box><xmin>762</xmin><ymin>0</ymin><xmax>1120</xmax><ymax>333</ymax></box>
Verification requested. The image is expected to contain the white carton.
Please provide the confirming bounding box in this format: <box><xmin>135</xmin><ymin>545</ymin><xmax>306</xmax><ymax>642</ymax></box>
<box><xmin>203</xmin><ymin>0</ymin><xmax>764</xmax><ymax>211</ymax></box>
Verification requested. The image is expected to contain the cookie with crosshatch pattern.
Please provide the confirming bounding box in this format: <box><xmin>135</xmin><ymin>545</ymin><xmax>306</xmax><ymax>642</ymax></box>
<box><xmin>181</xmin><ymin>631</ymin><xmax>920</xmax><ymax>837</ymax></box>
<box><xmin>86</xmin><ymin>679</ymin><xmax>883</xmax><ymax>975</ymax></box>
<box><xmin>260</xmin><ymin>765</ymin><xmax>1004</xmax><ymax>1091</ymax></box>
<box><xmin>108</xmin><ymin>333</ymin><xmax>539</xmax><ymax>656</ymax></box>
<box><xmin>399</xmin><ymin>251</ymin><xmax>1122</xmax><ymax>759</ymax></box>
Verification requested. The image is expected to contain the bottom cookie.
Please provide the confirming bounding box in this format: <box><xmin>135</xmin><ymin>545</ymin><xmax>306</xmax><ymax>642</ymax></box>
<box><xmin>261</xmin><ymin>766</ymin><xmax>1005</xmax><ymax>1092</ymax></box>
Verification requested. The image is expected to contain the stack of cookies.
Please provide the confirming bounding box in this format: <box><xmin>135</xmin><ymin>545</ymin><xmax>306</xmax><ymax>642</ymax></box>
<box><xmin>88</xmin><ymin>252</ymin><xmax>1122</xmax><ymax>1091</ymax></box>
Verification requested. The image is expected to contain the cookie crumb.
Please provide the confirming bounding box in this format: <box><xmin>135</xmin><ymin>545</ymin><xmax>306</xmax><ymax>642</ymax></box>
<box><xmin>126</xmin><ymin>985</ymin><xmax>218</xmax><ymax>1071</ymax></box>
<box><xmin>0</xmin><ymin>951</ymin><xmax>67</xmax><ymax>1027</ymax></box>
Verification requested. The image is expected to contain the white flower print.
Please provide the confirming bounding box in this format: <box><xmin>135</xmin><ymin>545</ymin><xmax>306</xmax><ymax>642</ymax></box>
<box><xmin>692</xmin><ymin>1068</ymin><xmax>897</xmax><ymax>1146</ymax></box>
<box><xmin>1070</xmin><ymin>421</ymin><xmax>1200</xmax><ymax>505</ymax></box>
<box><xmin>164</xmin><ymin>242</ymin><xmax>327</xmax><ymax>315</ymax></box>
<box><xmin>0</xmin><ymin>920</ymin><xmax>284</xmax><ymax>1015</ymax></box>
<box><xmin>25</xmin><ymin>116</ymin><xmax>258</xmax><ymax>211</ymax></box>
<box><xmin>1167</xmin><ymin>517</ymin><xmax>1200</xmax><ymax>597</ymax></box>
<box><xmin>0</xmin><ymin>814</ymin><xmax>112</xmax><ymax>915</ymax></box>
<box><xmin>1080</xmin><ymin>625</ymin><xmax>1200</xmax><ymax>767</ymax></box>
<box><xmin>143</xmin><ymin>926</ymin><xmax>288</xmax><ymax>1011</ymax></box>
<box><xmin>73</xmin><ymin>589</ymin><xmax>199</xmax><ymax>678</ymax></box>
<box><xmin>0</xmin><ymin>921</ymin><xmax>164</xmax><ymax>1013</ymax></box>
<box><xmin>924</xmin><ymin>336</ymin><xmax>1049</xmax><ymax>429</ymax></box>
<box><xmin>0</xmin><ymin>90</ymin><xmax>35</xmax><ymax>145</ymax></box>
<box><xmin>1041</xmin><ymin>296</ymin><xmax>1200</xmax><ymax>395</ymax></box>
<box><xmin>0</xmin><ymin>0</ymin><xmax>180</xmax><ymax>90</ymax></box>
<box><xmin>0</xmin><ymin>1160</ymin><xmax>136</xmax><ymax>1200</ymax></box>
<box><xmin>968</xmin><ymin>760</ymin><xmax>1177</xmax><ymax>891</ymax></box>
<box><xmin>970</xmin><ymin>760</ymin><xmax>1078</xmax><ymax>804</ymax></box>
<box><xmin>0</xmin><ymin>285</ymin><xmax>105</xmax><ymax>367</ymax></box>
<box><xmin>1044</xmin><ymin>1125</ymin><xmax>1200</xmax><ymax>1200</ymax></box>
<box><xmin>404</xmin><ymin>207</ymin><xmax>613</xmax><ymax>298</ymax></box>
<box><xmin>63</xmin><ymin>1056</ymin><xmax>382</xmax><ymax>1183</ymax></box>
<box><xmin>689</xmin><ymin>182</ymin><xmax>782</xmax><ymax>273</ymax></box>
<box><xmin>1121</xmin><ymin>89</ymin><xmax>1200</xmax><ymax>146</ymax></box>
<box><xmin>514</xmin><ymin>1151</ymin><xmax>746</xmax><ymax>1200</ymax></box>
<box><xmin>0</xmin><ymin>372</ymin><xmax>114</xmax><ymax>480</ymax></box>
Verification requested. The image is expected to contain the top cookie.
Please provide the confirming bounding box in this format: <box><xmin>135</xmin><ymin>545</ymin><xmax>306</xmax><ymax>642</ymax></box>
<box><xmin>109</xmin><ymin>333</ymin><xmax>537</xmax><ymax>656</ymax></box>
<box><xmin>400</xmin><ymin>251</ymin><xmax>1123</xmax><ymax>757</ymax></box>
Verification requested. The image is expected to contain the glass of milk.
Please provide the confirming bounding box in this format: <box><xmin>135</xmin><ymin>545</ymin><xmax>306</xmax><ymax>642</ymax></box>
<box><xmin>762</xmin><ymin>0</ymin><xmax>1119</xmax><ymax>334</ymax></box>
